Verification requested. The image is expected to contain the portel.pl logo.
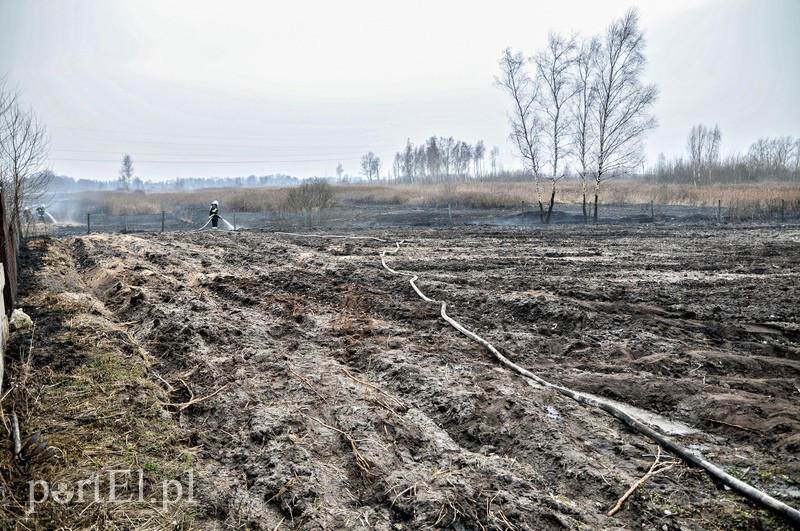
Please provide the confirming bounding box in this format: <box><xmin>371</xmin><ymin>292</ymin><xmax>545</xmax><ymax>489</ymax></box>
<box><xmin>28</xmin><ymin>469</ymin><xmax>194</xmax><ymax>511</ymax></box>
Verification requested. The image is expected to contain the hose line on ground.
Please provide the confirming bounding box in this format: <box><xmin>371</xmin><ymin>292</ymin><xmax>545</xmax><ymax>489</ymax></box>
<box><xmin>380</xmin><ymin>240</ymin><xmax>800</xmax><ymax>526</ymax></box>
<box><xmin>276</xmin><ymin>231</ymin><xmax>389</xmax><ymax>243</ymax></box>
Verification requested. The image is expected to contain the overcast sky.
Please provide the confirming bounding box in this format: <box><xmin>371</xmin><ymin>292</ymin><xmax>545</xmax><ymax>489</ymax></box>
<box><xmin>1</xmin><ymin>0</ymin><xmax>798</xmax><ymax>182</ymax></box>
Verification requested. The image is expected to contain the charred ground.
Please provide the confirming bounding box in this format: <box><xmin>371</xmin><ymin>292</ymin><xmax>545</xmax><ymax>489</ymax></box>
<box><xmin>4</xmin><ymin>222</ymin><xmax>800</xmax><ymax>529</ymax></box>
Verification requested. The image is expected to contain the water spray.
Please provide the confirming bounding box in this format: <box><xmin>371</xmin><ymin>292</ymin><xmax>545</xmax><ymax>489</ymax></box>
<box><xmin>197</xmin><ymin>217</ymin><xmax>235</xmax><ymax>231</ymax></box>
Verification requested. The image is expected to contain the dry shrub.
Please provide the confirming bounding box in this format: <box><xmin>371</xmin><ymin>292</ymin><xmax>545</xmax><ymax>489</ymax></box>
<box><xmin>283</xmin><ymin>178</ymin><xmax>334</xmax><ymax>212</ymax></box>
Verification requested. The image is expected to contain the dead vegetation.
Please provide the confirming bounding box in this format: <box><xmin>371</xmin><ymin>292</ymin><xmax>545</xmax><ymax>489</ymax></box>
<box><xmin>0</xmin><ymin>238</ymin><xmax>197</xmax><ymax>528</ymax></box>
<box><xmin>2</xmin><ymin>223</ymin><xmax>799</xmax><ymax>529</ymax></box>
<box><xmin>65</xmin><ymin>180</ymin><xmax>800</xmax><ymax>218</ymax></box>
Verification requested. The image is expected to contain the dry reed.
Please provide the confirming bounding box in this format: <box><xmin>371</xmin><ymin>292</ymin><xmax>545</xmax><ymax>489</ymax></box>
<box><xmin>71</xmin><ymin>180</ymin><xmax>800</xmax><ymax>217</ymax></box>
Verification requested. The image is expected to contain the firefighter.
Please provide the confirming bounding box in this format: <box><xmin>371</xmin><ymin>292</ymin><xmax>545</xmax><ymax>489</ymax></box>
<box><xmin>209</xmin><ymin>200</ymin><xmax>220</xmax><ymax>229</ymax></box>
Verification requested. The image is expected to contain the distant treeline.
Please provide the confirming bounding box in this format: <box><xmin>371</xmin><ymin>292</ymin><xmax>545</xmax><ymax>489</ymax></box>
<box><xmin>648</xmin><ymin>135</ymin><xmax>799</xmax><ymax>184</ymax></box>
<box><xmin>48</xmin><ymin>173</ymin><xmax>301</xmax><ymax>192</ymax></box>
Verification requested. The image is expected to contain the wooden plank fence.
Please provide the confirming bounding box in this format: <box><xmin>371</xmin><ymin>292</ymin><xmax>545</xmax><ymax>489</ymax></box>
<box><xmin>0</xmin><ymin>192</ymin><xmax>17</xmax><ymax>394</ymax></box>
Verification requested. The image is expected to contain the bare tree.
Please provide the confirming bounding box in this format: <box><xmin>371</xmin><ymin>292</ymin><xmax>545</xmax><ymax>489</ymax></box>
<box><xmin>748</xmin><ymin>136</ymin><xmax>795</xmax><ymax>178</ymax></box>
<box><xmin>360</xmin><ymin>152</ymin><xmax>374</xmax><ymax>181</ymax></box>
<box><xmin>360</xmin><ymin>151</ymin><xmax>380</xmax><ymax>181</ymax></box>
<box><xmin>792</xmin><ymin>138</ymin><xmax>800</xmax><ymax>175</ymax></box>
<box><xmin>571</xmin><ymin>36</ymin><xmax>600</xmax><ymax>220</ymax></box>
<box><xmin>370</xmin><ymin>154</ymin><xmax>381</xmax><ymax>181</ymax></box>
<box><xmin>454</xmin><ymin>141</ymin><xmax>472</xmax><ymax>180</ymax></box>
<box><xmin>392</xmin><ymin>153</ymin><xmax>402</xmax><ymax>182</ymax></box>
<box><xmin>119</xmin><ymin>154</ymin><xmax>134</xmax><ymax>191</ymax></box>
<box><xmin>413</xmin><ymin>145</ymin><xmax>427</xmax><ymax>182</ymax></box>
<box><xmin>496</xmin><ymin>47</ymin><xmax>546</xmax><ymax>218</ymax></box>
<box><xmin>771</xmin><ymin>136</ymin><xmax>794</xmax><ymax>177</ymax></box>
<box><xmin>335</xmin><ymin>163</ymin><xmax>344</xmax><ymax>181</ymax></box>
<box><xmin>490</xmin><ymin>146</ymin><xmax>500</xmax><ymax>177</ymax></box>
<box><xmin>440</xmin><ymin>136</ymin><xmax>455</xmax><ymax>178</ymax></box>
<box><xmin>592</xmin><ymin>8</ymin><xmax>658</xmax><ymax>221</ymax></box>
<box><xmin>473</xmin><ymin>140</ymin><xmax>486</xmax><ymax>179</ymax></box>
<box><xmin>425</xmin><ymin>136</ymin><xmax>442</xmax><ymax>182</ymax></box>
<box><xmin>534</xmin><ymin>32</ymin><xmax>578</xmax><ymax>223</ymax></box>
<box><xmin>655</xmin><ymin>134</ymin><xmax>800</xmax><ymax>184</ymax></box>
<box><xmin>0</xmin><ymin>82</ymin><xmax>51</xmax><ymax>236</ymax></box>
<box><xmin>687</xmin><ymin>124</ymin><xmax>721</xmax><ymax>185</ymax></box>
<box><xmin>402</xmin><ymin>140</ymin><xmax>414</xmax><ymax>183</ymax></box>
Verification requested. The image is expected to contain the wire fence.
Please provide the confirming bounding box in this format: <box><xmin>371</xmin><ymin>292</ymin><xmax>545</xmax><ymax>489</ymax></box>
<box><xmin>24</xmin><ymin>199</ymin><xmax>800</xmax><ymax>238</ymax></box>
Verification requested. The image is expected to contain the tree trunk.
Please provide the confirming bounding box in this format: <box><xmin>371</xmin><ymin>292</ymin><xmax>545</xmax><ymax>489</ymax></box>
<box><xmin>582</xmin><ymin>190</ymin><xmax>588</xmax><ymax>221</ymax></box>
<box><xmin>593</xmin><ymin>193</ymin><xmax>599</xmax><ymax>223</ymax></box>
<box><xmin>545</xmin><ymin>184</ymin><xmax>556</xmax><ymax>224</ymax></box>
<box><xmin>538</xmin><ymin>201</ymin><xmax>545</xmax><ymax>223</ymax></box>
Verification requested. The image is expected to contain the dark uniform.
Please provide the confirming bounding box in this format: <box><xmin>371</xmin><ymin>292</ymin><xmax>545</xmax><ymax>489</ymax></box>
<box><xmin>209</xmin><ymin>201</ymin><xmax>220</xmax><ymax>228</ymax></box>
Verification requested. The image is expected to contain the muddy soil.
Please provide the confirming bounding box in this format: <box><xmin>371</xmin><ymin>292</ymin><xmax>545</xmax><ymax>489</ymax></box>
<box><xmin>13</xmin><ymin>222</ymin><xmax>800</xmax><ymax>529</ymax></box>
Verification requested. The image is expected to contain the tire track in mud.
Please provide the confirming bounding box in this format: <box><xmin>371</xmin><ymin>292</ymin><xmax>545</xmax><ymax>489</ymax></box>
<box><xmin>68</xmin><ymin>232</ymin><xmax>598</xmax><ymax>528</ymax></box>
<box><xmin>57</xmin><ymin>226</ymin><xmax>800</xmax><ymax>529</ymax></box>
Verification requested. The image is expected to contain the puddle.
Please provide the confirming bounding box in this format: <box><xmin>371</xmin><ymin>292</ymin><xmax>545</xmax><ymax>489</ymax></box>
<box><xmin>544</xmin><ymin>405</ymin><xmax>561</xmax><ymax>420</ymax></box>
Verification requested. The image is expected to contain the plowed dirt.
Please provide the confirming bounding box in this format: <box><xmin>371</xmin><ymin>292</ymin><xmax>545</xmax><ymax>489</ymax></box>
<box><xmin>10</xmin><ymin>223</ymin><xmax>800</xmax><ymax>529</ymax></box>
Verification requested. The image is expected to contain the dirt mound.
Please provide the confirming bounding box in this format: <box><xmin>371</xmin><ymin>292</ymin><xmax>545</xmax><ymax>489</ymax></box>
<box><xmin>6</xmin><ymin>224</ymin><xmax>800</xmax><ymax>529</ymax></box>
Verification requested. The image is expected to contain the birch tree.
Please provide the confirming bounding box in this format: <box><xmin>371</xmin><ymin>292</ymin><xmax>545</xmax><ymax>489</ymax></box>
<box><xmin>490</xmin><ymin>146</ymin><xmax>500</xmax><ymax>177</ymax></box>
<box><xmin>119</xmin><ymin>154</ymin><xmax>134</xmax><ymax>191</ymax></box>
<box><xmin>571</xmin><ymin>36</ymin><xmax>600</xmax><ymax>220</ymax></box>
<box><xmin>687</xmin><ymin>124</ymin><xmax>721</xmax><ymax>185</ymax></box>
<box><xmin>592</xmin><ymin>8</ymin><xmax>658</xmax><ymax>221</ymax></box>
<box><xmin>360</xmin><ymin>151</ymin><xmax>380</xmax><ymax>181</ymax></box>
<box><xmin>496</xmin><ymin>47</ymin><xmax>546</xmax><ymax>220</ymax></box>
<box><xmin>402</xmin><ymin>139</ymin><xmax>414</xmax><ymax>183</ymax></box>
<box><xmin>425</xmin><ymin>137</ymin><xmax>441</xmax><ymax>182</ymax></box>
<box><xmin>534</xmin><ymin>32</ymin><xmax>577</xmax><ymax>223</ymax></box>
<box><xmin>473</xmin><ymin>140</ymin><xmax>486</xmax><ymax>179</ymax></box>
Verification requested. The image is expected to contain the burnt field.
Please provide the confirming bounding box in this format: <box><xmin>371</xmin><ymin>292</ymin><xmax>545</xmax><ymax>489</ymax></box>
<box><xmin>6</xmin><ymin>222</ymin><xmax>800</xmax><ymax>529</ymax></box>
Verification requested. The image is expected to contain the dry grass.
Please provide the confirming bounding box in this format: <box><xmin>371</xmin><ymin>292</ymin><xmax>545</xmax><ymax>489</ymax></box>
<box><xmin>72</xmin><ymin>180</ymin><xmax>800</xmax><ymax>218</ymax></box>
<box><xmin>0</xmin><ymin>240</ymin><xmax>198</xmax><ymax>528</ymax></box>
<box><xmin>80</xmin><ymin>188</ymin><xmax>288</xmax><ymax>215</ymax></box>
<box><xmin>603</xmin><ymin>181</ymin><xmax>800</xmax><ymax>208</ymax></box>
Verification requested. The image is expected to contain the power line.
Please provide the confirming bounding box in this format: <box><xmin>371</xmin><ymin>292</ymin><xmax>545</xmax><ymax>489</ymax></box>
<box><xmin>50</xmin><ymin>157</ymin><xmax>363</xmax><ymax>164</ymax></box>
<box><xmin>50</xmin><ymin>148</ymin><xmax>366</xmax><ymax>160</ymax></box>
<box><xmin>50</xmin><ymin>125</ymin><xmax>299</xmax><ymax>142</ymax></box>
<box><xmin>50</xmin><ymin>126</ymin><xmax>399</xmax><ymax>152</ymax></box>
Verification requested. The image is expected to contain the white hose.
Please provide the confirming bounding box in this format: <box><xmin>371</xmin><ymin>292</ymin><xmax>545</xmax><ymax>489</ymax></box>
<box><xmin>277</xmin><ymin>231</ymin><xmax>388</xmax><ymax>243</ymax></box>
<box><xmin>381</xmin><ymin>240</ymin><xmax>800</xmax><ymax>526</ymax></box>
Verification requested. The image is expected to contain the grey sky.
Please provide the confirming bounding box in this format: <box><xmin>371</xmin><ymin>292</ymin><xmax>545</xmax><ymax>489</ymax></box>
<box><xmin>1</xmin><ymin>0</ymin><xmax>798</xmax><ymax>182</ymax></box>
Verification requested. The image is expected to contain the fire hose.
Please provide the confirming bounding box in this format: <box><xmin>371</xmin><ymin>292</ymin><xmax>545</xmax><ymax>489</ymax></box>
<box><xmin>380</xmin><ymin>239</ymin><xmax>800</xmax><ymax>526</ymax></box>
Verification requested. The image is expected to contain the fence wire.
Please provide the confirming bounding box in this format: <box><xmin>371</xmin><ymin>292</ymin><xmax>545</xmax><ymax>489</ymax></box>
<box><xmin>24</xmin><ymin>200</ymin><xmax>800</xmax><ymax>238</ymax></box>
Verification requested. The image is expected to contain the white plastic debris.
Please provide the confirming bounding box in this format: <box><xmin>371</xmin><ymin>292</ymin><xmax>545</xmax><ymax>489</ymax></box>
<box><xmin>10</xmin><ymin>309</ymin><xmax>33</xmax><ymax>330</ymax></box>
